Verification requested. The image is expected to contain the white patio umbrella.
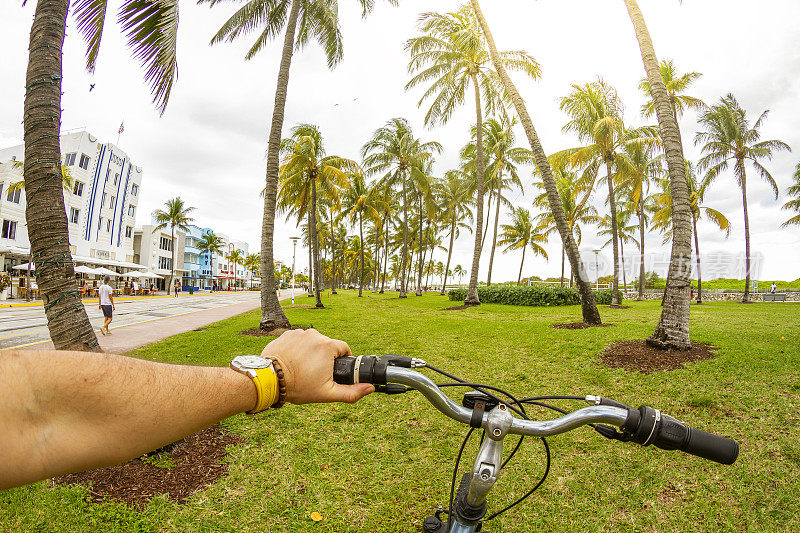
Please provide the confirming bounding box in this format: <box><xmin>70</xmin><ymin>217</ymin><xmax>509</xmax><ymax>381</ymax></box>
<box><xmin>143</xmin><ymin>271</ymin><xmax>164</xmax><ymax>279</ymax></box>
<box><xmin>95</xmin><ymin>267</ymin><xmax>120</xmax><ymax>277</ymax></box>
<box><xmin>74</xmin><ymin>265</ymin><xmax>100</xmax><ymax>275</ymax></box>
<box><xmin>12</xmin><ymin>262</ymin><xmax>35</xmax><ymax>270</ymax></box>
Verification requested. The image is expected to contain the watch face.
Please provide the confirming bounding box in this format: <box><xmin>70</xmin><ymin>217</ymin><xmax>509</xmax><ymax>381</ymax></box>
<box><xmin>233</xmin><ymin>355</ymin><xmax>271</xmax><ymax>369</ymax></box>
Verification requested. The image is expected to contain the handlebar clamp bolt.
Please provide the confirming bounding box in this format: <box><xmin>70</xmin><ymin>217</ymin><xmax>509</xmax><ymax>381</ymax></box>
<box><xmin>492</xmin><ymin>428</ymin><xmax>502</xmax><ymax>438</ymax></box>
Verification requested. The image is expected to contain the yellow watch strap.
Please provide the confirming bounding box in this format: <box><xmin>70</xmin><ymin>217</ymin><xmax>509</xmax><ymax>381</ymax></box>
<box><xmin>248</xmin><ymin>366</ymin><xmax>279</xmax><ymax>414</ymax></box>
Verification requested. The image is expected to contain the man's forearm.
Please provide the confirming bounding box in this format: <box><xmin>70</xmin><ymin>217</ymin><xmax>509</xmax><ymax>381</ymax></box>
<box><xmin>0</xmin><ymin>350</ymin><xmax>255</xmax><ymax>489</ymax></box>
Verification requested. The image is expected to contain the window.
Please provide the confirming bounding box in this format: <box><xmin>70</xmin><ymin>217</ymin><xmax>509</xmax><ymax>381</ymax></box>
<box><xmin>0</xmin><ymin>183</ymin><xmax>3</xmax><ymax>199</ymax></box>
<box><xmin>158</xmin><ymin>257</ymin><xmax>173</xmax><ymax>270</ymax></box>
<box><xmin>114</xmin><ymin>173</ymin><xmax>119</xmax><ymax>186</ymax></box>
<box><xmin>109</xmin><ymin>196</ymin><xmax>115</xmax><ymax>209</ymax></box>
<box><xmin>106</xmin><ymin>219</ymin><xmax>112</xmax><ymax>232</ymax></box>
<box><xmin>6</xmin><ymin>187</ymin><xmax>21</xmax><ymax>204</ymax></box>
<box><xmin>128</xmin><ymin>204</ymin><xmax>136</xmax><ymax>217</ymax></box>
<box><xmin>98</xmin><ymin>217</ymin><xmax>104</xmax><ymax>232</ymax></box>
<box><xmin>1</xmin><ymin>220</ymin><xmax>17</xmax><ymax>240</ymax></box>
<box><xmin>72</xmin><ymin>181</ymin><xmax>84</xmax><ymax>196</ymax></box>
<box><xmin>159</xmin><ymin>236</ymin><xmax>173</xmax><ymax>252</ymax></box>
<box><xmin>79</xmin><ymin>154</ymin><xmax>90</xmax><ymax>170</ymax></box>
<box><xmin>64</xmin><ymin>153</ymin><xmax>77</xmax><ymax>166</ymax></box>
<box><xmin>125</xmin><ymin>226</ymin><xmax>133</xmax><ymax>238</ymax></box>
<box><xmin>69</xmin><ymin>208</ymin><xmax>80</xmax><ymax>224</ymax></box>
<box><xmin>101</xmin><ymin>192</ymin><xmax>106</xmax><ymax>207</ymax></box>
<box><xmin>131</xmin><ymin>183</ymin><xmax>139</xmax><ymax>196</ymax></box>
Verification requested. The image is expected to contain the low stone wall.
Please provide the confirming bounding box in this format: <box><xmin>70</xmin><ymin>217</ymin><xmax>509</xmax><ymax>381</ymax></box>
<box><xmin>623</xmin><ymin>290</ymin><xmax>800</xmax><ymax>302</ymax></box>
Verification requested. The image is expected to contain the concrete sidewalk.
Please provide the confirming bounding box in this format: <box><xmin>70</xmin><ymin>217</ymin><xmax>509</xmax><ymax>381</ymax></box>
<box><xmin>13</xmin><ymin>290</ymin><xmax>303</xmax><ymax>354</ymax></box>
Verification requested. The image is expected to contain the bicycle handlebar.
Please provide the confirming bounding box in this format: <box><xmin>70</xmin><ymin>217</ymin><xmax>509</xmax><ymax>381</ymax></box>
<box><xmin>333</xmin><ymin>355</ymin><xmax>739</xmax><ymax>465</ymax></box>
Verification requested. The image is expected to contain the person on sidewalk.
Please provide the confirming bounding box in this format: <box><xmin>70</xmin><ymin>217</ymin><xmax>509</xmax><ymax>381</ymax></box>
<box><xmin>174</xmin><ymin>279</ymin><xmax>181</xmax><ymax>298</ymax></box>
<box><xmin>98</xmin><ymin>275</ymin><xmax>115</xmax><ymax>335</ymax></box>
<box><xmin>0</xmin><ymin>329</ymin><xmax>373</xmax><ymax>490</ymax></box>
<box><xmin>132</xmin><ymin>280</ymin><xmax>139</xmax><ymax>296</ymax></box>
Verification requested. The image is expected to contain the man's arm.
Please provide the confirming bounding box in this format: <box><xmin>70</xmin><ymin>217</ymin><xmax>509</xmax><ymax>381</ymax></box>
<box><xmin>0</xmin><ymin>329</ymin><xmax>373</xmax><ymax>490</ymax></box>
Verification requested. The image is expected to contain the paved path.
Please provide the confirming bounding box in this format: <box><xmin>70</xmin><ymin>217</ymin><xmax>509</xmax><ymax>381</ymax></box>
<box><xmin>0</xmin><ymin>290</ymin><xmax>304</xmax><ymax>353</ymax></box>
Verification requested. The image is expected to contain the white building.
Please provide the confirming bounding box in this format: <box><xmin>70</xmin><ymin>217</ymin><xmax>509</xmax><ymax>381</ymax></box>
<box><xmin>133</xmin><ymin>218</ymin><xmax>186</xmax><ymax>291</ymax></box>
<box><xmin>213</xmin><ymin>235</ymin><xmax>252</xmax><ymax>289</ymax></box>
<box><xmin>0</xmin><ymin>130</ymin><xmax>145</xmax><ymax>272</ymax></box>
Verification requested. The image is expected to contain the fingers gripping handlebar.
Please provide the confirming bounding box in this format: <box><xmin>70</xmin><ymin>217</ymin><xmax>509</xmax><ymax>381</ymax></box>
<box><xmin>333</xmin><ymin>356</ymin><xmax>739</xmax><ymax>465</ymax></box>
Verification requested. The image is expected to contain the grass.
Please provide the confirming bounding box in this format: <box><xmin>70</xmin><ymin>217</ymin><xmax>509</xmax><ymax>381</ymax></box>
<box><xmin>1</xmin><ymin>292</ymin><xmax>799</xmax><ymax>532</ymax></box>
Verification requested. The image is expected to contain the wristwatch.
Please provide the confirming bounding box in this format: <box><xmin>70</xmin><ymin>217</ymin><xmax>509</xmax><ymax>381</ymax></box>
<box><xmin>230</xmin><ymin>355</ymin><xmax>278</xmax><ymax>414</ymax></box>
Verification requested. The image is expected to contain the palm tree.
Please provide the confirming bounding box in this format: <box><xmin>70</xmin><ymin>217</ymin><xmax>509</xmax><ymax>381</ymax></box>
<box><xmin>203</xmin><ymin>0</ymin><xmax>394</xmax><ymax>330</ymax></box>
<box><xmin>622</xmin><ymin>0</ymin><xmax>696</xmax><ymax>349</ymax></box>
<box><xmin>650</xmin><ymin>162</ymin><xmax>730</xmax><ymax>304</ymax></box>
<box><xmin>695</xmin><ymin>94</ymin><xmax>791</xmax><ymax>302</ymax></box>
<box><xmin>467</xmin><ymin>0</ymin><xmax>602</xmax><ymax>325</ymax></box>
<box><xmin>243</xmin><ymin>253</ymin><xmax>261</xmax><ymax>289</ymax></box>
<box><xmin>497</xmin><ymin>208</ymin><xmax>548</xmax><ymax>284</ymax></box>
<box><xmin>280</xmin><ymin>124</ymin><xmax>354</xmax><ymax>308</ymax></box>
<box><xmin>338</xmin><ymin>170</ymin><xmax>377</xmax><ymax>297</ymax></box>
<box><xmin>22</xmin><ymin>0</ymin><xmax>179</xmax><ymax>351</ymax></box>
<box><xmin>226</xmin><ymin>249</ymin><xmax>244</xmax><ymax>289</ymax></box>
<box><xmin>453</xmin><ymin>264</ymin><xmax>465</xmax><ymax>286</ymax></box>
<box><xmin>598</xmin><ymin>208</ymin><xmax>639</xmax><ymax>294</ymax></box>
<box><xmin>639</xmin><ymin>59</ymin><xmax>704</xmax><ymax>120</ymax></box>
<box><xmin>362</xmin><ymin>118</ymin><xmax>441</xmax><ymax>298</ymax></box>
<box><xmin>197</xmin><ymin>232</ymin><xmax>224</xmax><ymax>291</ymax></box>
<box><xmin>406</xmin><ymin>6</ymin><xmax>540</xmax><ymax>306</ymax></box>
<box><xmin>435</xmin><ymin>170</ymin><xmax>474</xmax><ymax>294</ymax></box>
<box><xmin>533</xmin><ymin>160</ymin><xmax>601</xmax><ymax>287</ymax></box>
<box><xmin>782</xmin><ymin>163</ymin><xmax>800</xmax><ymax>227</ymax></box>
<box><xmin>153</xmin><ymin>197</ymin><xmax>195</xmax><ymax>295</ymax></box>
<box><xmin>8</xmin><ymin>160</ymin><xmax>73</xmax><ymax>192</ymax></box>
<box><xmin>559</xmin><ymin>79</ymin><xmax>655</xmax><ymax>306</ymax></box>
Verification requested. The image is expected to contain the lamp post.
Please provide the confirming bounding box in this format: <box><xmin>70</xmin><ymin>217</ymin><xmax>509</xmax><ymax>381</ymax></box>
<box><xmin>593</xmin><ymin>249</ymin><xmax>601</xmax><ymax>290</ymax></box>
<box><xmin>290</xmin><ymin>236</ymin><xmax>299</xmax><ymax>304</ymax></box>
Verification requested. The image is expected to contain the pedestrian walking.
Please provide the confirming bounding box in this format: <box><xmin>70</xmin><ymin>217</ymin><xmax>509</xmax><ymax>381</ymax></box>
<box><xmin>98</xmin><ymin>275</ymin><xmax>115</xmax><ymax>335</ymax></box>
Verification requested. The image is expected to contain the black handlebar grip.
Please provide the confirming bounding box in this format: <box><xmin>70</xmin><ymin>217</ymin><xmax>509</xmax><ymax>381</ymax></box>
<box><xmin>682</xmin><ymin>426</ymin><xmax>739</xmax><ymax>465</ymax></box>
<box><xmin>333</xmin><ymin>356</ymin><xmax>357</xmax><ymax>385</ymax></box>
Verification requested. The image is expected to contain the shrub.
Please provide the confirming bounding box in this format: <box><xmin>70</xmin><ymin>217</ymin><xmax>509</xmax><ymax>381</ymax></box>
<box><xmin>448</xmin><ymin>285</ymin><xmax>624</xmax><ymax>307</ymax></box>
<box><xmin>593</xmin><ymin>288</ymin><xmax>625</xmax><ymax>305</ymax></box>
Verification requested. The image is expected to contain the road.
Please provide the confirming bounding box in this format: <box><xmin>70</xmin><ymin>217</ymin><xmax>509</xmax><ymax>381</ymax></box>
<box><xmin>0</xmin><ymin>290</ymin><xmax>303</xmax><ymax>351</ymax></box>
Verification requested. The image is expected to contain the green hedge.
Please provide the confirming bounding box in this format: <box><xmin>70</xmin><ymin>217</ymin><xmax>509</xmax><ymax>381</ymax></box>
<box><xmin>447</xmin><ymin>286</ymin><xmax>623</xmax><ymax>307</ymax></box>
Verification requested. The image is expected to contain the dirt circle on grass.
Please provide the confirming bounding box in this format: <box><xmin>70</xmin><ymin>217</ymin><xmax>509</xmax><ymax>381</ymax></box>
<box><xmin>52</xmin><ymin>424</ymin><xmax>243</xmax><ymax>508</ymax></box>
<box><xmin>442</xmin><ymin>304</ymin><xmax>479</xmax><ymax>311</ymax></box>
<box><xmin>600</xmin><ymin>340</ymin><xmax>718</xmax><ymax>373</ymax></box>
<box><xmin>551</xmin><ymin>322</ymin><xmax>615</xmax><ymax>330</ymax></box>
<box><xmin>607</xmin><ymin>305</ymin><xmax>633</xmax><ymax>309</ymax></box>
<box><xmin>240</xmin><ymin>325</ymin><xmax>312</xmax><ymax>337</ymax></box>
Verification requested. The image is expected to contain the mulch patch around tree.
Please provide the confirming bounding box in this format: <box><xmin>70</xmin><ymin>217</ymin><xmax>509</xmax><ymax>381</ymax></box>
<box><xmin>607</xmin><ymin>305</ymin><xmax>633</xmax><ymax>309</ymax></box>
<box><xmin>240</xmin><ymin>325</ymin><xmax>311</xmax><ymax>337</ymax></box>
<box><xmin>52</xmin><ymin>424</ymin><xmax>243</xmax><ymax>508</ymax></box>
<box><xmin>443</xmin><ymin>304</ymin><xmax>478</xmax><ymax>311</ymax></box>
<box><xmin>551</xmin><ymin>322</ymin><xmax>616</xmax><ymax>330</ymax></box>
<box><xmin>600</xmin><ymin>340</ymin><xmax>718</xmax><ymax>374</ymax></box>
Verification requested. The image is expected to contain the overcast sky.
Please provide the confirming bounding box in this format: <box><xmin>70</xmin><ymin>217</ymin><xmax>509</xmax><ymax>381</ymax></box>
<box><xmin>2</xmin><ymin>0</ymin><xmax>799</xmax><ymax>282</ymax></box>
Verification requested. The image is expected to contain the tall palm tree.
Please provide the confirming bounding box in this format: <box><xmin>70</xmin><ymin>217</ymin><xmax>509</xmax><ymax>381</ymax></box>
<box><xmin>468</xmin><ymin>0</ymin><xmax>602</xmax><ymax>325</ymax></box>
<box><xmin>203</xmin><ymin>0</ymin><xmax>394</xmax><ymax>330</ymax></box>
<box><xmin>338</xmin><ymin>170</ymin><xmax>377</xmax><ymax>297</ymax></box>
<box><xmin>22</xmin><ymin>0</ymin><xmax>179</xmax><ymax>351</ymax></box>
<box><xmin>153</xmin><ymin>197</ymin><xmax>195</xmax><ymax>295</ymax></box>
<box><xmin>225</xmin><ymin>249</ymin><xmax>244</xmax><ymax>289</ymax></box>
<box><xmin>197</xmin><ymin>232</ymin><xmax>224</xmax><ymax>291</ymax></box>
<box><xmin>622</xmin><ymin>0</ymin><xmax>696</xmax><ymax>349</ymax></box>
<box><xmin>406</xmin><ymin>6</ymin><xmax>540</xmax><ymax>305</ymax></box>
<box><xmin>453</xmin><ymin>264</ymin><xmax>465</xmax><ymax>286</ymax></box>
<box><xmin>362</xmin><ymin>118</ymin><xmax>441</xmax><ymax>298</ymax></box>
<box><xmin>497</xmin><ymin>207</ymin><xmax>548</xmax><ymax>284</ymax></box>
<box><xmin>695</xmin><ymin>94</ymin><xmax>790</xmax><ymax>302</ymax></box>
<box><xmin>650</xmin><ymin>162</ymin><xmax>730</xmax><ymax>304</ymax></box>
<box><xmin>598</xmin><ymin>208</ymin><xmax>639</xmax><ymax>293</ymax></box>
<box><xmin>280</xmin><ymin>124</ymin><xmax>354</xmax><ymax>308</ymax></box>
<box><xmin>559</xmin><ymin>79</ymin><xmax>655</xmax><ymax>305</ymax></box>
<box><xmin>243</xmin><ymin>253</ymin><xmax>261</xmax><ymax>289</ymax></box>
<box><xmin>639</xmin><ymin>59</ymin><xmax>704</xmax><ymax>120</ymax></box>
<box><xmin>435</xmin><ymin>170</ymin><xmax>474</xmax><ymax>294</ymax></box>
<box><xmin>782</xmin><ymin>163</ymin><xmax>800</xmax><ymax>228</ymax></box>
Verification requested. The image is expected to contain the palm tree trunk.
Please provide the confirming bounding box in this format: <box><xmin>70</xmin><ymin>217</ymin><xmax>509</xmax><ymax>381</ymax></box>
<box><xmin>259</xmin><ymin>0</ymin><xmax>301</xmax><ymax>330</ymax></box>
<box><xmin>486</xmin><ymin>185</ymin><xmax>502</xmax><ymax>285</ymax></box>
<box><xmin>465</xmin><ymin>72</ymin><xmax>486</xmax><ymax>306</ymax></box>
<box><xmin>517</xmin><ymin>245</ymin><xmax>527</xmax><ymax>284</ymax></box>
<box><xmin>358</xmin><ymin>213</ymin><xmax>364</xmax><ymax>297</ymax></box>
<box><xmin>23</xmin><ymin>0</ymin><xmax>100</xmax><ymax>351</ymax></box>
<box><xmin>606</xmin><ymin>162</ymin><xmax>621</xmax><ymax>305</ymax></box>
<box><xmin>620</xmin><ymin>236</ymin><xmax>627</xmax><ymax>295</ymax></box>
<box><xmin>310</xmin><ymin>177</ymin><xmax>323</xmax><ymax>308</ymax></box>
<box><xmin>741</xmin><ymin>169</ymin><xmax>751</xmax><ymax>303</ymax></box>
<box><xmin>399</xmin><ymin>170</ymin><xmax>409</xmax><ymax>298</ymax></box>
<box><xmin>307</xmin><ymin>212</ymin><xmax>314</xmax><ymax>297</ymax></box>
<box><xmin>560</xmin><ymin>245</ymin><xmax>565</xmax><ymax>287</ymax></box>
<box><xmin>416</xmin><ymin>194</ymin><xmax>424</xmax><ymax>296</ymax></box>
<box><xmin>372</xmin><ymin>219</ymin><xmax>381</xmax><ymax>291</ymax></box>
<box><xmin>624</xmin><ymin>0</ymin><xmax>692</xmax><ymax>348</ymax></box>
<box><xmin>168</xmin><ymin>226</ymin><xmax>175</xmax><ymax>295</ymax></box>
<box><xmin>470</xmin><ymin>0</ymin><xmax>600</xmax><ymax>323</ymax></box>
<box><xmin>481</xmin><ymin>190</ymin><xmax>493</xmax><ymax>251</ymax></box>
<box><xmin>637</xmin><ymin>202</ymin><xmax>646</xmax><ymax>301</ymax></box>
<box><xmin>331</xmin><ymin>238</ymin><xmax>337</xmax><ymax>295</ymax></box>
<box><xmin>692</xmin><ymin>215</ymin><xmax>703</xmax><ymax>304</ymax></box>
<box><xmin>441</xmin><ymin>215</ymin><xmax>456</xmax><ymax>295</ymax></box>
<box><xmin>380</xmin><ymin>215</ymin><xmax>389</xmax><ymax>293</ymax></box>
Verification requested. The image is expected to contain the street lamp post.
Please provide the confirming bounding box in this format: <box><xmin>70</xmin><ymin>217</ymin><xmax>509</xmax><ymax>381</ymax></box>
<box><xmin>290</xmin><ymin>237</ymin><xmax>299</xmax><ymax>305</ymax></box>
<box><xmin>593</xmin><ymin>249</ymin><xmax>601</xmax><ymax>290</ymax></box>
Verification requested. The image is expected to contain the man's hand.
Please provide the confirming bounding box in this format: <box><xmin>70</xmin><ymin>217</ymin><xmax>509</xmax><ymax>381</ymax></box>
<box><xmin>261</xmin><ymin>329</ymin><xmax>374</xmax><ymax>404</ymax></box>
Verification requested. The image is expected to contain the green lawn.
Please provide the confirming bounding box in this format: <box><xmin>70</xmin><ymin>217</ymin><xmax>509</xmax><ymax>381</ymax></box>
<box><xmin>2</xmin><ymin>292</ymin><xmax>799</xmax><ymax>532</ymax></box>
